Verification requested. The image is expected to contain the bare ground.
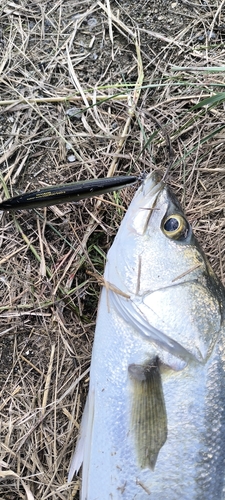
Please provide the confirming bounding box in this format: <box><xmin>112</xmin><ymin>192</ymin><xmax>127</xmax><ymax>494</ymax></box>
<box><xmin>0</xmin><ymin>0</ymin><xmax>225</xmax><ymax>498</ymax></box>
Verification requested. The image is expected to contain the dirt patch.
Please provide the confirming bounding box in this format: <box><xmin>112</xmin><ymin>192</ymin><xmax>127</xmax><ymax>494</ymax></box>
<box><xmin>0</xmin><ymin>0</ymin><xmax>225</xmax><ymax>498</ymax></box>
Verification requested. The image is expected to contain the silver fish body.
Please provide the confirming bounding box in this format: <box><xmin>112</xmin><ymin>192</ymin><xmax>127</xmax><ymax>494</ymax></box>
<box><xmin>69</xmin><ymin>172</ymin><xmax>225</xmax><ymax>499</ymax></box>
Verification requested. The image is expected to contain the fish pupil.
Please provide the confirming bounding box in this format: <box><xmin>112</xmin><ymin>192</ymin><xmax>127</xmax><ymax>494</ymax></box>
<box><xmin>164</xmin><ymin>217</ymin><xmax>179</xmax><ymax>232</ymax></box>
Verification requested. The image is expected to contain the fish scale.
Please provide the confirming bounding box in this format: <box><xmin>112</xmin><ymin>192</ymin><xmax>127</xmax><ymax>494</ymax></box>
<box><xmin>68</xmin><ymin>171</ymin><xmax>225</xmax><ymax>499</ymax></box>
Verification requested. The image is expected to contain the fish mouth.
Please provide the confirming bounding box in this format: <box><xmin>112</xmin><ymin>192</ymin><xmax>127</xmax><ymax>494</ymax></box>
<box><xmin>135</xmin><ymin>172</ymin><xmax>165</xmax><ymax>235</ymax></box>
<box><xmin>142</xmin><ymin>171</ymin><xmax>164</xmax><ymax>199</ymax></box>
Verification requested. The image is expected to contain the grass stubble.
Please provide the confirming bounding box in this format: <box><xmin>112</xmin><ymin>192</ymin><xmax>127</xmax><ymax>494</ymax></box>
<box><xmin>0</xmin><ymin>0</ymin><xmax>225</xmax><ymax>498</ymax></box>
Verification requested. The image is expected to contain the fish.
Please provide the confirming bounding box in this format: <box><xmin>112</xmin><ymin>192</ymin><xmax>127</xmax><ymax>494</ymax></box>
<box><xmin>68</xmin><ymin>171</ymin><xmax>225</xmax><ymax>499</ymax></box>
<box><xmin>0</xmin><ymin>175</ymin><xmax>138</xmax><ymax>211</ymax></box>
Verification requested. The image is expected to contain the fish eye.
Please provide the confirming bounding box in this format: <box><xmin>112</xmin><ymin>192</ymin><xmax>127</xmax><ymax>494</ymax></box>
<box><xmin>162</xmin><ymin>214</ymin><xmax>189</xmax><ymax>240</ymax></box>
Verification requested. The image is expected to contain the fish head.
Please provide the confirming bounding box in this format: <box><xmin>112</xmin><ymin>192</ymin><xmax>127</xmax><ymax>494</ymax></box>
<box><xmin>106</xmin><ymin>172</ymin><xmax>225</xmax><ymax>364</ymax></box>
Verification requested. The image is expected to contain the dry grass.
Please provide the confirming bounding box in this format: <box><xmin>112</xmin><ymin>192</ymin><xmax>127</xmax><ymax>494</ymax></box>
<box><xmin>0</xmin><ymin>0</ymin><xmax>225</xmax><ymax>498</ymax></box>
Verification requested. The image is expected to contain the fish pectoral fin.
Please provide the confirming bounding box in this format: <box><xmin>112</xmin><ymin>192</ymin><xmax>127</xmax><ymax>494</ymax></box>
<box><xmin>128</xmin><ymin>357</ymin><xmax>167</xmax><ymax>470</ymax></box>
